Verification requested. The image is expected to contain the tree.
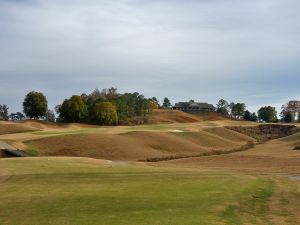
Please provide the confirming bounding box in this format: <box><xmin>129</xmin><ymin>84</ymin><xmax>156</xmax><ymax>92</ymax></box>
<box><xmin>23</xmin><ymin>91</ymin><xmax>48</xmax><ymax>119</ymax></box>
<box><xmin>162</xmin><ymin>97</ymin><xmax>172</xmax><ymax>109</ymax></box>
<box><xmin>0</xmin><ymin>104</ymin><xmax>9</xmax><ymax>121</ymax></box>
<box><xmin>230</xmin><ymin>103</ymin><xmax>246</xmax><ymax>119</ymax></box>
<box><xmin>57</xmin><ymin>88</ymin><xmax>153</xmax><ymax>125</ymax></box>
<box><xmin>243</xmin><ymin>110</ymin><xmax>258</xmax><ymax>122</ymax></box>
<box><xmin>258</xmin><ymin>106</ymin><xmax>277</xmax><ymax>123</ymax></box>
<box><xmin>281</xmin><ymin>100</ymin><xmax>300</xmax><ymax>122</ymax></box>
<box><xmin>137</xmin><ymin>95</ymin><xmax>152</xmax><ymax>117</ymax></box>
<box><xmin>58</xmin><ymin>95</ymin><xmax>88</xmax><ymax>122</ymax></box>
<box><xmin>93</xmin><ymin>102</ymin><xmax>118</xmax><ymax>125</ymax></box>
<box><xmin>150</xmin><ymin>97</ymin><xmax>159</xmax><ymax>109</ymax></box>
<box><xmin>251</xmin><ymin>112</ymin><xmax>258</xmax><ymax>122</ymax></box>
<box><xmin>89</xmin><ymin>88</ymin><xmax>106</xmax><ymax>101</ymax></box>
<box><xmin>243</xmin><ymin>110</ymin><xmax>252</xmax><ymax>121</ymax></box>
<box><xmin>106</xmin><ymin>87</ymin><xmax>118</xmax><ymax>100</ymax></box>
<box><xmin>46</xmin><ymin>110</ymin><xmax>56</xmax><ymax>122</ymax></box>
<box><xmin>151</xmin><ymin>97</ymin><xmax>159</xmax><ymax>104</ymax></box>
<box><xmin>282</xmin><ymin>111</ymin><xmax>293</xmax><ymax>123</ymax></box>
<box><xmin>216</xmin><ymin>99</ymin><xmax>230</xmax><ymax>115</ymax></box>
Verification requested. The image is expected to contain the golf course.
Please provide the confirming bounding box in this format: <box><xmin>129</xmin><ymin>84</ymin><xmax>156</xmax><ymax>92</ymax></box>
<box><xmin>1</xmin><ymin>110</ymin><xmax>300</xmax><ymax>225</ymax></box>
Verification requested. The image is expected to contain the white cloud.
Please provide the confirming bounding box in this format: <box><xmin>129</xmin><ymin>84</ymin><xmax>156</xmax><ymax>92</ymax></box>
<box><xmin>0</xmin><ymin>0</ymin><xmax>299</xmax><ymax>112</ymax></box>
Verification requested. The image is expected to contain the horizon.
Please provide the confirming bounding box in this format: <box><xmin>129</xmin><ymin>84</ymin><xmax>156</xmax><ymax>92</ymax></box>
<box><xmin>1</xmin><ymin>0</ymin><xmax>299</xmax><ymax>114</ymax></box>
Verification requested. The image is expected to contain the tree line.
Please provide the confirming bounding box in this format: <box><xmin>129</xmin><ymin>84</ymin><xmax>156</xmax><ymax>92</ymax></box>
<box><xmin>56</xmin><ymin>88</ymin><xmax>157</xmax><ymax>125</ymax></box>
<box><xmin>1</xmin><ymin>90</ymin><xmax>300</xmax><ymax>124</ymax></box>
<box><xmin>0</xmin><ymin>88</ymin><xmax>159</xmax><ymax>125</ymax></box>
<box><xmin>214</xmin><ymin>99</ymin><xmax>300</xmax><ymax>123</ymax></box>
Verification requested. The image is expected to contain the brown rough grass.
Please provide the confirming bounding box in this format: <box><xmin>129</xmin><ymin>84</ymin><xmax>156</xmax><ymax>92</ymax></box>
<box><xmin>26</xmin><ymin>128</ymin><xmax>253</xmax><ymax>161</ymax></box>
<box><xmin>0</xmin><ymin>121</ymin><xmax>39</xmax><ymax>134</ymax></box>
<box><xmin>148</xmin><ymin>109</ymin><xmax>228</xmax><ymax>124</ymax></box>
<box><xmin>154</xmin><ymin>136</ymin><xmax>300</xmax><ymax>174</ymax></box>
<box><xmin>0</xmin><ymin>120</ymin><xmax>101</xmax><ymax>135</ymax></box>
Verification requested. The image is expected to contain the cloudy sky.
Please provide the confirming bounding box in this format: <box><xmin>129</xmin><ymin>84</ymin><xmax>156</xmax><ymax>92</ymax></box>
<box><xmin>0</xmin><ymin>0</ymin><xmax>299</xmax><ymax>113</ymax></box>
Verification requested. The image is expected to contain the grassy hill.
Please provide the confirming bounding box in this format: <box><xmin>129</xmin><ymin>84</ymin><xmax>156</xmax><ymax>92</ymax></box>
<box><xmin>148</xmin><ymin>109</ymin><xmax>229</xmax><ymax>124</ymax></box>
<box><xmin>24</xmin><ymin>128</ymin><xmax>255</xmax><ymax>161</ymax></box>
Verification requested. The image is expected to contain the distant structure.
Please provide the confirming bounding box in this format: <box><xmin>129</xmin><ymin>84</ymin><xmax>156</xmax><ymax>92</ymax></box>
<box><xmin>173</xmin><ymin>100</ymin><xmax>215</xmax><ymax>114</ymax></box>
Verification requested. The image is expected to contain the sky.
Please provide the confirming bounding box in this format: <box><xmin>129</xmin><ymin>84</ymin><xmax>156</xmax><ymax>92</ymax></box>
<box><xmin>0</xmin><ymin>0</ymin><xmax>299</xmax><ymax>114</ymax></box>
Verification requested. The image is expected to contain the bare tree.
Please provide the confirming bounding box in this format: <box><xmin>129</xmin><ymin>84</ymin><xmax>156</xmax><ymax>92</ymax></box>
<box><xmin>46</xmin><ymin>110</ymin><xmax>56</xmax><ymax>123</ymax></box>
<box><xmin>281</xmin><ymin>100</ymin><xmax>300</xmax><ymax>121</ymax></box>
<box><xmin>0</xmin><ymin>104</ymin><xmax>9</xmax><ymax>121</ymax></box>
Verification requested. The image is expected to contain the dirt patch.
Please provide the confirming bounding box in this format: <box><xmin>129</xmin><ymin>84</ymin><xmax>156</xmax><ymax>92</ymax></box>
<box><xmin>0</xmin><ymin>150</ymin><xmax>10</xmax><ymax>158</ymax></box>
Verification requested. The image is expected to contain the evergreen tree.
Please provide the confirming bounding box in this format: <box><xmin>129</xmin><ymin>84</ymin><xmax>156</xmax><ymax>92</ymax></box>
<box><xmin>243</xmin><ymin>110</ymin><xmax>252</xmax><ymax>121</ymax></box>
<box><xmin>162</xmin><ymin>97</ymin><xmax>172</xmax><ymax>109</ymax></box>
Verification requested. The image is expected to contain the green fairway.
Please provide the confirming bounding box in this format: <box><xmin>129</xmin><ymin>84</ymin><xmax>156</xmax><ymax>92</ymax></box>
<box><xmin>0</xmin><ymin>158</ymin><xmax>297</xmax><ymax>225</ymax></box>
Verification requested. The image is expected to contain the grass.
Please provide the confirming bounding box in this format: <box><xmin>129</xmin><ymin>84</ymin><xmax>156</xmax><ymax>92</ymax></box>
<box><xmin>144</xmin><ymin>141</ymin><xmax>255</xmax><ymax>162</ymax></box>
<box><xmin>0</xmin><ymin>157</ymin><xmax>296</xmax><ymax>225</ymax></box>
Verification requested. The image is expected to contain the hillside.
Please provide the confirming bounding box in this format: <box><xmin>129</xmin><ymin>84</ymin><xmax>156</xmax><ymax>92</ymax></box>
<box><xmin>148</xmin><ymin>109</ymin><xmax>228</xmax><ymax>124</ymax></box>
<box><xmin>25</xmin><ymin>128</ymin><xmax>254</xmax><ymax>161</ymax></box>
<box><xmin>0</xmin><ymin>120</ymin><xmax>103</xmax><ymax>135</ymax></box>
<box><xmin>0</xmin><ymin>121</ymin><xmax>40</xmax><ymax>135</ymax></box>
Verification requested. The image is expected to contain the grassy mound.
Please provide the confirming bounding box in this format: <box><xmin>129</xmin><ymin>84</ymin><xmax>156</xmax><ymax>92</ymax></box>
<box><xmin>0</xmin><ymin>121</ymin><xmax>39</xmax><ymax>135</ymax></box>
<box><xmin>148</xmin><ymin>110</ymin><xmax>228</xmax><ymax>124</ymax></box>
<box><xmin>148</xmin><ymin>109</ymin><xmax>201</xmax><ymax>123</ymax></box>
<box><xmin>25</xmin><ymin>128</ymin><xmax>254</xmax><ymax>161</ymax></box>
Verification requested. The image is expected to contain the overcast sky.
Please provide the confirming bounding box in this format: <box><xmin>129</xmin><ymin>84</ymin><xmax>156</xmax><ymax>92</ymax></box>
<box><xmin>0</xmin><ymin>0</ymin><xmax>299</xmax><ymax>113</ymax></box>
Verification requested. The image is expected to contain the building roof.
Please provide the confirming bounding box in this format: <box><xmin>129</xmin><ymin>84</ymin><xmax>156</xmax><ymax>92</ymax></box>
<box><xmin>174</xmin><ymin>101</ymin><xmax>215</xmax><ymax>109</ymax></box>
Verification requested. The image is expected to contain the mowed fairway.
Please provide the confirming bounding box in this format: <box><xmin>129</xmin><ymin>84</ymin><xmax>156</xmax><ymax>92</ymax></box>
<box><xmin>0</xmin><ymin>157</ymin><xmax>300</xmax><ymax>225</ymax></box>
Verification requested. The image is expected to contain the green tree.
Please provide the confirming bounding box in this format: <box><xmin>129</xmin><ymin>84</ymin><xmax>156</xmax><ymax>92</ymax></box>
<box><xmin>231</xmin><ymin>103</ymin><xmax>246</xmax><ymax>119</ymax></box>
<box><xmin>58</xmin><ymin>88</ymin><xmax>153</xmax><ymax>125</ymax></box>
<box><xmin>58</xmin><ymin>95</ymin><xmax>88</xmax><ymax>122</ymax></box>
<box><xmin>282</xmin><ymin>111</ymin><xmax>293</xmax><ymax>123</ymax></box>
<box><xmin>162</xmin><ymin>97</ymin><xmax>172</xmax><ymax>109</ymax></box>
<box><xmin>258</xmin><ymin>106</ymin><xmax>277</xmax><ymax>123</ymax></box>
<box><xmin>23</xmin><ymin>91</ymin><xmax>48</xmax><ymax>119</ymax></box>
<box><xmin>93</xmin><ymin>102</ymin><xmax>118</xmax><ymax>125</ymax></box>
<box><xmin>243</xmin><ymin>110</ymin><xmax>252</xmax><ymax>121</ymax></box>
<box><xmin>216</xmin><ymin>99</ymin><xmax>230</xmax><ymax>115</ymax></box>
<box><xmin>251</xmin><ymin>112</ymin><xmax>258</xmax><ymax>122</ymax></box>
